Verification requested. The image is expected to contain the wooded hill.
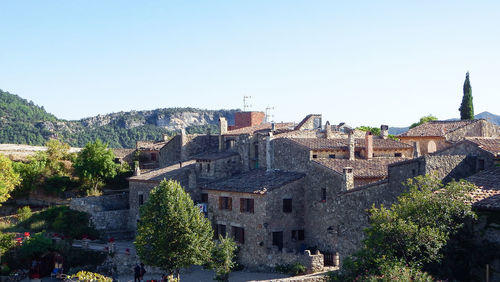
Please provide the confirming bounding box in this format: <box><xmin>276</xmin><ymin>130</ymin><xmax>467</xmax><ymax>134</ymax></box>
<box><xmin>0</xmin><ymin>89</ymin><xmax>236</xmax><ymax>148</ymax></box>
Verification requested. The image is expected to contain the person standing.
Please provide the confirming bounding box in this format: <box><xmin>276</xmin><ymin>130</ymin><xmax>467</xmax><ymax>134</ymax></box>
<box><xmin>134</xmin><ymin>263</ymin><xmax>141</xmax><ymax>282</ymax></box>
<box><xmin>139</xmin><ymin>263</ymin><xmax>146</xmax><ymax>281</ymax></box>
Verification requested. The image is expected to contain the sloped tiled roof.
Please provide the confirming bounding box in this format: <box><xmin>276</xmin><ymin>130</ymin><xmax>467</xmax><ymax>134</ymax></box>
<box><xmin>314</xmin><ymin>158</ymin><xmax>406</xmax><ymax>178</ymax></box>
<box><xmin>136</xmin><ymin>140</ymin><xmax>169</xmax><ymax>151</ymax></box>
<box><xmin>128</xmin><ymin>160</ymin><xmax>196</xmax><ymax>183</ymax></box>
<box><xmin>194</xmin><ymin>151</ymin><xmax>239</xmax><ymax>161</ymax></box>
<box><xmin>111</xmin><ymin>148</ymin><xmax>135</xmax><ymax>159</ymax></box>
<box><xmin>466</xmin><ymin>167</ymin><xmax>500</xmax><ymax>211</ymax></box>
<box><xmin>202</xmin><ymin>169</ymin><xmax>305</xmax><ymax>193</ymax></box>
<box><xmin>224</xmin><ymin>123</ymin><xmax>294</xmax><ymax>136</ymax></box>
<box><xmin>399</xmin><ymin>120</ymin><xmax>479</xmax><ymax>137</ymax></box>
<box><xmin>464</xmin><ymin>137</ymin><xmax>500</xmax><ymax>155</ymax></box>
<box><xmin>289</xmin><ymin>138</ymin><xmax>412</xmax><ymax>150</ymax></box>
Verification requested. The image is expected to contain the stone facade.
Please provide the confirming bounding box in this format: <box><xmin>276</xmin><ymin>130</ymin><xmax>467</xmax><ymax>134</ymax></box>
<box><xmin>158</xmin><ymin>133</ymin><xmax>219</xmax><ymax>167</ymax></box>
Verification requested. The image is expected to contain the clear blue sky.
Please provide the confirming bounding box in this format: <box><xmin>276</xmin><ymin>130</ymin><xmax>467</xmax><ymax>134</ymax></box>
<box><xmin>1</xmin><ymin>1</ymin><xmax>499</xmax><ymax>127</ymax></box>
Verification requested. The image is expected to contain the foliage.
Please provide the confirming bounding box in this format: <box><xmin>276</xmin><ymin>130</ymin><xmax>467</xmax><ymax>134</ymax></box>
<box><xmin>459</xmin><ymin>72</ymin><xmax>474</xmax><ymax>120</ymax></box>
<box><xmin>356</xmin><ymin>126</ymin><xmax>381</xmax><ymax>136</ymax></box>
<box><xmin>6</xmin><ymin>206</ymin><xmax>99</xmax><ymax>240</ymax></box>
<box><xmin>42</xmin><ymin>175</ymin><xmax>77</xmax><ymax>195</ymax></box>
<box><xmin>209</xmin><ymin>235</ymin><xmax>238</xmax><ymax>282</ymax></box>
<box><xmin>135</xmin><ymin>180</ymin><xmax>214</xmax><ymax>276</ymax></box>
<box><xmin>61</xmin><ymin>248</ymin><xmax>107</xmax><ymax>271</ymax></box>
<box><xmin>70</xmin><ymin>270</ymin><xmax>112</xmax><ymax>282</ymax></box>
<box><xmin>41</xmin><ymin>139</ymin><xmax>72</xmax><ymax>176</ymax></box>
<box><xmin>409</xmin><ymin>115</ymin><xmax>438</xmax><ymax>129</ymax></box>
<box><xmin>74</xmin><ymin>139</ymin><xmax>117</xmax><ymax>192</ymax></box>
<box><xmin>18</xmin><ymin>232</ymin><xmax>52</xmax><ymax>259</ymax></box>
<box><xmin>0</xmin><ymin>232</ymin><xmax>16</xmax><ymax>255</ymax></box>
<box><xmin>332</xmin><ymin>174</ymin><xmax>476</xmax><ymax>280</ymax></box>
<box><xmin>0</xmin><ymin>263</ymin><xmax>10</xmax><ymax>275</ymax></box>
<box><xmin>17</xmin><ymin>206</ymin><xmax>32</xmax><ymax>222</ymax></box>
<box><xmin>0</xmin><ymin>154</ymin><xmax>21</xmax><ymax>205</ymax></box>
<box><xmin>275</xmin><ymin>263</ymin><xmax>306</xmax><ymax>276</ymax></box>
<box><xmin>12</xmin><ymin>159</ymin><xmax>45</xmax><ymax>195</ymax></box>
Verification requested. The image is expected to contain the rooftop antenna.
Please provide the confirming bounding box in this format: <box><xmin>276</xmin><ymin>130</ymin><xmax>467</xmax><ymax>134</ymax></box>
<box><xmin>243</xmin><ymin>96</ymin><xmax>252</xmax><ymax>111</ymax></box>
<box><xmin>265</xmin><ymin>106</ymin><xmax>275</xmax><ymax>123</ymax></box>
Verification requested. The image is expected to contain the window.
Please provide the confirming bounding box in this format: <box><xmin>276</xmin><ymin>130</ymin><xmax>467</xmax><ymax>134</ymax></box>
<box><xmin>138</xmin><ymin>194</ymin><xmax>144</xmax><ymax>206</ymax></box>
<box><xmin>283</xmin><ymin>199</ymin><xmax>292</xmax><ymax>213</ymax></box>
<box><xmin>240</xmin><ymin>198</ymin><xmax>254</xmax><ymax>213</ymax></box>
<box><xmin>219</xmin><ymin>197</ymin><xmax>232</xmax><ymax>210</ymax></box>
<box><xmin>226</xmin><ymin>139</ymin><xmax>235</xmax><ymax>150</ymax></box>
<box><xmin>394</xmin><ymin>152</ymin><xmax>402</xmax><ymax>157</ymax></box>
<box><xmin>329</xmin><ymin>154</ymin><xmax>335</xmax><ymax>159</ymax></box>
<box><xmin>207</xmin><ymin>163</ymin><xmax>211</xmax><ymax>173</ymax></box>
<box><xmin>412</xmin><ymin>169</ymin><xmax>416</xmax><ymax>176</ymax></box>
<box><xmin>151</xmin><ymin>153</ymin><xmax>157</xmax><ymax>161</ymax></box>
<box><xmin>272</xmin><ymin>231</ymin><xmax>283</xmax><ymax>250</ymax></box>
<box><xmin>355</xmin><ymin>151</ymin><xmax>361</xmax><ymax>158</ymax></box>
<box><xmin>201</xmin><ymin>193</ymin><xmax>208</xmax><ymax>203</ymax></box>
<box><xmin>232</xmin><ymin>226</ymin><xmax>245</xmax><ymax>244</ymax></box>
<box><xmin>321</xmin><ymin>188</ymin><xmax>326</xmax><ymax>202</ymax></box>
<box><xmin>215</xmin><ymin>224</ymin><xmax>226</xmax><ymax>238</ymax></box>
<box><xmin>312</xmin><ymin>154</ymin><xmax>318</xmax><ymax>159</ymax></box>
<box><xmin>291</xmin><ymin>230</ymin><xmax>305</xmax><ymax>241</ymax></box>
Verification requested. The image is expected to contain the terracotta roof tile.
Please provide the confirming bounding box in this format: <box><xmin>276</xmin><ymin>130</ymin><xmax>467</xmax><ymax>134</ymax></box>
<box><xmin>202</xmin><ymin>169</ymin><xmax>305</xmax><ymax>193</ymax></box>
<box><xmin>289</xmin><ymin>138</ymin><xmax>412</xmax><ymax>150</ymax></box>
<box><xmin>314</xmin><ymin>158</ymin><xmax>406</xmax><ymax>178</ymax></box>
<box><xmin>399</xmin><ymin>120</ymin><xmax>479</xmax><ymax>137</ymax></box>
<box><xmin>466</xmin><ymin>167</ymin><xmax>500</xmax><ymax>211</ymax></box>
<box><xmin>224</xmin><ymin>123</ymin><xmax>294</xmax><ymax>136</ymax></box>
<box><xmin>464</xmin><ymin>137</ymin><xmax>500</xmax><ymax>155</ymax></box>
<box><xmin>136</xmin><ymin>140</ymin><xmax>168</xmax><ymax>151</ymax></box>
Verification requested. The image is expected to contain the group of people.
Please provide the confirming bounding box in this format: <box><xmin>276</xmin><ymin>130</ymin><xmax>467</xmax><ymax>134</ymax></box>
<box><xmin>134</xmin><ymin>263</ymin><xmax>147</xmax><ymax>282</ymax></box>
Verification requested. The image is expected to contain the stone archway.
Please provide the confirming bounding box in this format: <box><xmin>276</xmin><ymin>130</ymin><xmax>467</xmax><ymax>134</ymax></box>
<box><xmin>427</xmin><ymin>140</ymin><xmax>437</xmax><ymax>153</ymax></box>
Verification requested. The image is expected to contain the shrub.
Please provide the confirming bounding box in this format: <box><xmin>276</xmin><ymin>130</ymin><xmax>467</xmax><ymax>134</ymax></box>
<box><xmin>70</xmin><ymin>271</ymin><xmax>112</xmax><ymax>282</ymax></box>
<box><xmin>42</xmin><ymin>175</ymin><xmax>76</xmax><ymax>195</ymax></box>
<box><xmin>18</xmin><ymin>232</ymin><xmax>52</xmax><ymax>259</ymax></box>
<box><xmin>275</xmin><ymin>263</ymin><xmax>306</xmax><ymax>276</ymax></box>
<box><xmin>17</xmin><ymin>206</ymin><xmax>32</xmax><ymax>222</ymax></box>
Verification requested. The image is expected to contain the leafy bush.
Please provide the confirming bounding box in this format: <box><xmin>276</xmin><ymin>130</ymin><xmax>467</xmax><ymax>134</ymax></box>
<box><xmin>70</xmin><ymin>270</ymin><xmax>112</xmax><ymax>282</ymax></box>
<box><xmin>275</xmin><ymin>263</ymin><xmax>306</xmax><ymax>276</ymax></box>
<box><xmin>17</xmin><ymin>206</ymin><xmax>32</xmax><ymax>222</ymax></box>
<box><xmin>0</xmin><ymin>232</ymin><xmax>16</xmax><ymax>254</ymax></box>
<box><xmin>18</xmin><ymin>232</ymin><xmax>52</xmax><ymax>259</ymax></box>
<box><xmin>42</xmin><ymin>175</ymin><xmax>76</xmax><ymax>195</ymax></box>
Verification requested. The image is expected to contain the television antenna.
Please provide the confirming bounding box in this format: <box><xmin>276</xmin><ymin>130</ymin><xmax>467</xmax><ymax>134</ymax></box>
<box><xmin>243</xmin><ymin>96</ymin><xmax>252</xmax><ymax>111</ymax></box>
<box><xmin>265</xmin><ymin>106</ymin><xmax>275</xmax><ymax>123</ymax></box>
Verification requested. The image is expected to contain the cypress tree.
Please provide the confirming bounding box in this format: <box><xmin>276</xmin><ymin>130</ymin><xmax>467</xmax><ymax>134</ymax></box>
<box><xmin>459</xmin><ymin>72</ymin><xmax>474</xmax><ymax>120</ymax></box>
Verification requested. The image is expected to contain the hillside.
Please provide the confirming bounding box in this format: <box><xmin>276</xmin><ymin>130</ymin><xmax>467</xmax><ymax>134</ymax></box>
<box><xmin>0</xmin><ymin>89</ymin><xmax>237</xmax><ymax>148</ymax></box>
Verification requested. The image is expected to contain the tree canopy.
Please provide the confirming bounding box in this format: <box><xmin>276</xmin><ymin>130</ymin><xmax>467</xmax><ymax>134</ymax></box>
<box><xmin>459</xmin><ymin>72</ymin><xmax>474</xmax><ymax>120</ymax></box>
<box><xmin>332</xmin><ymin>174</ymin><xmax>477</xmax><ymax>280</ymax></box>
<box><xmin>134</xmin><ymin>180</ymin><xmax>214</xmax><ymax>277</ymax></box>
<box><xmin>409</xmin><ymin>115</ymin><xmax>438</xmax><ymax>129</ymax></box>
<box><xmin>73</xmin><ymin>139</ymin><xmax>117</xmax><ymax>192</ymax></box>
<box><xmin>0</xmin><ymin>154</ymin><xmax>21</xmax><ymax>205</ymax></box>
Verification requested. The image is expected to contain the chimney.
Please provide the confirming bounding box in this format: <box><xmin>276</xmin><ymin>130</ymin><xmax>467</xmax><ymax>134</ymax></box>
<box><xmin>163</xmin><ymin>134</ymin><xmax>169</xmax><ymax>142</ymax></box>
<box><xmin>218</xmin><ymin>117</ymin><xmax>228</xmax><ymax>152</ymax></box>
<box><xmin>271</xmin><ymin>122</ymin><xmax>276</xmax><ymax>132</ymax></box>
<box><xmin>134</xmin><ymin>162</ymin><xmax>141</xmax><ymax>176</ymax></box>
<box><xmin>341</xmin><ymin>167</ymin><xmax>354</xmax><ymax>191</ymax></box>
<box><xmin>325</xmin><ymin>121</ymin><xmax>332</xmax><ymax>139</ymax></box>
<box><xmin>266</xmin><ymin>132</ymin><xmax>274</xmax><ymax>171</ymax></box>
<box><xmin>365</xmin><ymin>131</ymin><xmax>373</xmax><ymax>159</ymax></box>
<box><xmin>380</xmin><ymin>125</ymin><xmax>389</xmax><ymax>139</ymax></box>
<box><xmin>413</xmin><ymin>141</ymin><xmax>421</xmax><ymax>158</ymax></box>
<box><xmin>348</xmin><ymin>131</ymin><xmax>355</xmax><ymax>160</ymax></box>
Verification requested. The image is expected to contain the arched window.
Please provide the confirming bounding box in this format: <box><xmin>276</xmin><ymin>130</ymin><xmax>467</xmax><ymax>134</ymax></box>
<box><xmin>427</xmin><ymin>140</ymin><xmax>437</xmax><ymax>153</ymax></box>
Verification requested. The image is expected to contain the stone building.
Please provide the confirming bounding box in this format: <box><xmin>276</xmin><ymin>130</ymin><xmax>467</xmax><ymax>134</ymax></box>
<box><xmin>158</xmin><ymin>131</ymin><xmax>219</xmax><ymax>167</ymax></box>
<box><xmin>398</xmin><ymin>119</ymin><xmax>500</xmax><ymax>155</ymax></box>
<box><xmin>136</xmin><ymin>138</ymin><xmax>169</xmax><ymax>169</ymax></box>
<box><xmin>202</xmin><ymin>169</ymin><xmax>306</xmax><ymax>267</ymax></box>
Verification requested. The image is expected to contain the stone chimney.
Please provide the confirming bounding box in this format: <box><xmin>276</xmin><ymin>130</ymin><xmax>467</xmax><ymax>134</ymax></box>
<box><xmin>271</xmin><ymin>122</ymin><xmax>276</xmax><ymax>132</ymax></box>
<box><xmin>134</xmin><ymin>163</ymin><xmax>141</xmax><ymax>176</ymax></box>
<box><xmin>365</xmin><ymin>131</ymin><xmax>373</xmax><ymax>159</ymax></box>
<box><xmin>218</xmin><ymin>117</ymin><xmax>228</xmax><ymax>152</ymax></box>
<box><xmin>413</xmin><ymin>141</ymin><xmax>421</xmax><ymax>158</ymax></box>
<box><xmin>266</xmin><ymin>132</ymin><xmax>274</xmax><ymax>171</ymax></box>
<box><xmin>348</xmin><ymin>131</ymin><xmax>355</xmax><ymax>160</ymax></box>
<box><xmin>325</xmin><ymin>121</ymin><xmax>332</xmax><ymax>139</ymax></box>
<box><xmin>341</xmin><ymin>167</ymin><xmax>354</xmax><ymax>191</ymax></box>
<box><xmin>380</xmin><ymin>125</ymin><xmax>389</xmax><ymax>139</ymax></box>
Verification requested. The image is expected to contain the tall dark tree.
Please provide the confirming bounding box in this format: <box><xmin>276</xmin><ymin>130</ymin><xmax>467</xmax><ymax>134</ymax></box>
<box><xmin>459</xmin><ymin>72</ymin><xmax>474</xmax><ymax>120</ymax></box>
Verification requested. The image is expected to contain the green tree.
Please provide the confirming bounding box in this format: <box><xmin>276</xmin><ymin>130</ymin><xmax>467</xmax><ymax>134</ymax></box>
<box><xmin>43</xmin><ymin>139</ymin><xmax>71</xmax><ymax>175</ymax></box>
<box><xmin>209</xmin><ymin>236</ymin><xmax>238</xmax><ymax>282</ymax></box>
<box><xmin>459</xmin><ymin>72</ymin><xmax>474</xmax><ymax>120</ymax></box>
<box><xmin>409</xmin><ymin>115</ymin><xmax>438</xmax><ymax>129</ymax></box>
<box><xmin>134</xmin><ymin>180</ymin><xmax>214</xmax><ymax>280</ymax></box>
<box><xmin>331</xmin><ymin>174</ymin><xmax>476</xmax><ymax>280</ymax></box>
<box><xmin>356</xmin><ymin>126</ymin><xmax>381</xmax><ymax>136</ymax></box>
<box><xmin>0</xmin><ymin>154</ymin><xmax>21</xmax><ymax>205</ymax></box>
<box><xmin>73</xmin><ymin>139</ymin><xmax>117</xmax><ymax>193</ymax></box>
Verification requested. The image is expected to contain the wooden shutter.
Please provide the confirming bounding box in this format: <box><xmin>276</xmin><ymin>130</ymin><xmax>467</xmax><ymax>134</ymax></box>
<box><xmin>218</xmin><ymin>197</ymin><xmax>222</xmax><ymax>209</ymax></box>
<box><xmin>228</xmin><ymin>197</ymin><xmax>232</xmax><ymax>211</ymax></box>
<box><xmin>240</xmin><ymin>199</ymin><xmax>244</xmax><ymax>212</ymax></box>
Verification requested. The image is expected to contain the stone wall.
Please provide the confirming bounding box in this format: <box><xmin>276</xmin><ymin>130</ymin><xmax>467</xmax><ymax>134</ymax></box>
<box><xmin>197</xmin><ymin>155</ymin><xmax>242</xmax><ymax>180</ymax></box>
<box><xmin>272</xmin><ymin>138</ymin><xmax>311</xmax><ymax>173</ymax></box>
<box><xmin>446</xmin><ymin>119</ymin><xmax>500</xmax><ymax>142</ymax></box>
<box><xmin>159</xmin><ymin>134</ymin><xmax>219</xmax><ymax>167</ymax></box>
<box><xmin>159</xmin><ymin>135</ymin><xmax>181</xmax><ymax>167</ymax></box>
<box><xmin>128</xmin><ymin>181</ymin><xmax>158</xmax><ymax>230</ymax></box>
